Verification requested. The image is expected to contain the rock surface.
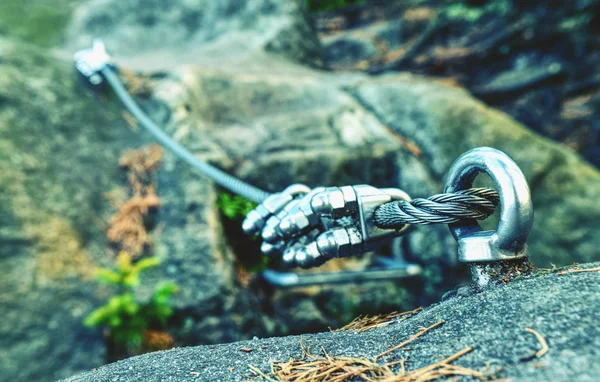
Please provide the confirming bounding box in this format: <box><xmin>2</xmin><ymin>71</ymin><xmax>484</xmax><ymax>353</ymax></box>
<box><xmin>1</xmin><ymin>0</ymin><xmax>600</xmax><ymax>381</ymax></box>
<box><xmin>315</xmin><ymin>2</ymin><xmax>600</xmax><ymax>167</ymax></box>
<box><xmin>64</xmin><ymin>0</ymin><xmax>323</xmax><ymax>70</ymax></box>
<box><xmin>0</xmin><ymin>37</ymin><xmax>139</xmax><ymax>381</ymax></box>
<box><xmin>64</xmin><ymin>264</ymin><xmax>600</xmax><ymax>382</ymax></box>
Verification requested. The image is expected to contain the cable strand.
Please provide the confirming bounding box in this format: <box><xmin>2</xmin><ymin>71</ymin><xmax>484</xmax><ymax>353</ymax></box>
<box><xmin>374</xmin><ymin>188</ymin><xmax>500</xmax><ymax>227</ymax></box>
<box><xmin>101</xmin><ymin>67</ymin><xmax>271</xmax><ymax>203</ymax></box>
<box><xmin>102</xmin><ymin>66</ymin><xmax>500</xmax><ymax>228</ymax></box>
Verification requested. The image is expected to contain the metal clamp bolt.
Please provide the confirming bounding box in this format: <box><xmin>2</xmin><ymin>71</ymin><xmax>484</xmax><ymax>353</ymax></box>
<box><xmin>244</xmin><ymin>184</ymin><xmax>412</xmax><ymax>269</ymax></box>
<box><xmin>242</xmin><ymin>184</ymin><xmax>311</xmax><ymax>237</ymax></box>
<box><xmin>287</xmin><ymin>185</ymin><xmax>412</xmax><ymax>269</ymax></box>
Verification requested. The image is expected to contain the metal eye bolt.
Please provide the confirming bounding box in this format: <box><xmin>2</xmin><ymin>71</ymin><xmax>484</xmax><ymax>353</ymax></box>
<box><xmin>444</xmin><ymin>147</ymin><xmax>534</xmax><ymax>263</ymax></box>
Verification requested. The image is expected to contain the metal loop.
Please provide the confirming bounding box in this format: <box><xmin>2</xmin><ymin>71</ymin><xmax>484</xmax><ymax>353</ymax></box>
<box><xmin>444</xmin><ymin>147</ymin><xmax>534</xmax><ymax>262</ymax></box>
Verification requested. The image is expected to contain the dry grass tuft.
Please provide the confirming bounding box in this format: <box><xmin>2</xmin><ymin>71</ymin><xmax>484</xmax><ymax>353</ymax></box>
<box><xmin>260</xmin><ymin>342</ymin><xmax>486</xmax><ymax>382</ymax></box>
<box><xmin>120</xmin><ymin>67</ymin><xmax>155</xmax><ymax>96</ymax></box>
<box><xmin>142</xmin><ymin>329</ymin><xmax>175</xmax><ymax>352</ymax></box>
<box><xmin>337</xmin><ymin>308</ymin><xmax>423</xmax><ymax>333</ymax></box>
<box><xmin>107</xmin><ymin>145</ymin><xmax>163</xmax><ymax>257</ymax></box>
<box><xmin>106</xmin><ymin>189</ymin><xmax>161</xmax><ymax>256</ymax></box>
<box><xmin>119</xmin><ymin>144</ymin><xmax>163</xmax><ymax>195</ymax></box>
<box><xmin>251</xmin><ymin>320</ymin><xmax>492</xmax><ymax>381</ymax></box>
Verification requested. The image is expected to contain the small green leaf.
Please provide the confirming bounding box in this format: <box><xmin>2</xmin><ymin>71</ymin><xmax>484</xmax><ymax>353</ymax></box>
<box><xmin>95</xmin><ymin>269</ymin><xmax>121</xmax><ymax>284</ymax></box>
<box><xmin>134</xmin><ymin>257</ymin><xmax>161</xmax><ymax>272</ymax></box>
<box><xmin>123</xmin><ymin>273</ymin><xmax>140</xmax><ymax>288</ymax></box>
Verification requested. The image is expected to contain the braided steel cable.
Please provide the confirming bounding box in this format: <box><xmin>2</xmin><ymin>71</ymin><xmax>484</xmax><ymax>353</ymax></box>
<box><xmin>101</xmin><ymin>66</ymin><xmax>499</xmax><ymax>226</ymax></box>
<box><xmin>101</xmin><ymin>67</ymin><xmax>272</xmax><ymax>204</ymax></box>
<box><xmin>374</xmin><ymin>188</ymin><xmax>500</xmax><ymax>227</ymax></box>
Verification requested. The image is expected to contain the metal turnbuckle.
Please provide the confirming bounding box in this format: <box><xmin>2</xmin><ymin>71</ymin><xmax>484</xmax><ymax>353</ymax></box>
<box><xmin>444</xmin><ymin>147</ymin><xmax>534</xmax><ymax>286</ymax></box>
<box><xmin>243</xmin><ymin>185</ymin><xmax>413</xmax><ymax>269</ymax></box>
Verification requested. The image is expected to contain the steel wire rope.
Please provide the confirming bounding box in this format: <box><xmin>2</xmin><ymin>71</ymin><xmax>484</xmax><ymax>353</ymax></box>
<box><xmin>102</xmin><ymin>67</ymin><xmax>500</xmax><ymax>226</ymax></box>
<box><xmin>101</xmin><ymin>67</ymin><xmax>272</xmax><ymax>203</ymax></box>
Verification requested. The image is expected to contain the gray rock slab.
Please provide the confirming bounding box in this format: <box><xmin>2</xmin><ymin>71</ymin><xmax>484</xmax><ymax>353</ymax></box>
<box><xmin>63</xmin><ymin>0</ymin><xmax>323</xmax><ymax>71</ymax></box>
<box><xmin>64</xmin><ymin>263</ymin><xmax>600</xmax><ymax>382</ymax></box>
<box><xmin>2</xmin><ymin>0</ymin><xmax>600</xmax><ymax>379</ymax></box>
<box><xmin>0</xmin><ymin>37</ymin><xmax>138</xmax><ymax>381</ymax></box>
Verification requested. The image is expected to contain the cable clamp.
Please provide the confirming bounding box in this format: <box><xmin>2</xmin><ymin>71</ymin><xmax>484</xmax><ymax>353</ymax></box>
<box><xmin>243</xmin><ymin>184</ymin><xmax>412</xmax><ymax>269</ymax></box>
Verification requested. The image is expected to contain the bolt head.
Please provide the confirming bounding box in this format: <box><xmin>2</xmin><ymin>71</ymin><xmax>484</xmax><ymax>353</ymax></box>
<box><xmin>310</xmin><ymin>193</ymin><xmax>331</xmax><ymax>215</ymax></box>
<box><xmin>261</xmin><ymin>241</ymin><xmax>284</xmax><ymax>256</ymax></box>
<box><xmin>294</xmin><ymin>248</ymin><xmax>311</xmax><ymax>269</ymax></box>
<box><xmin>316</xmin><ymin>231</ymin><xmax>338</xmax><ymax>259</ymax></box>
<box><xmin>242</xmin><ymin>210</ymin><xmax>264</xmax><ymax>235</ymax></box>
<box><xmin>261</xmin><ymin>224</ymin><xmax>279</xmax><ymax>243</ymax></box>
<box><xmin>305</xmin><ymin>242</ymin><xmax>325</xmax><ymax>267</ymax></box>
<box><xmin>282</xmin><ymin>249</ymin><xmax>296</xmax><ymax>268</ymax></box>
<box><xmin>278</xmin><ymin>216</ymin><xmax>295</xmax><ymax>236</ymax></box>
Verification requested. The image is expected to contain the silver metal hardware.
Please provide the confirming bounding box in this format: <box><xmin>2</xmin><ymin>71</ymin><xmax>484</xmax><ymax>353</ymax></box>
<box><xmin>242</xmin><ymin>184</ymin><xmax>310</xmax><ymax>237</ymax></box>
<box><xmin>444</xmin><ymin>147</ymin><xmax>534</xmax><ymax>263</ymax></box>
<box><xmin>73</xmin><ymin>39</ymin><xmax>110</xmax><ymax>86</ymax></box>
<box><xmin>246</xmin><ymin>184</ymin><xmax>412</xmax><ymax>269</ymax></box>
<box><xmin>261</xmin><ymin>258</ymin><xmax>422</xmax><ymax>288</ymax></box>
<box><xmin>78</xmin><ymin>41</ymin><xmax>530</xmax><ymax>287</ymax></box>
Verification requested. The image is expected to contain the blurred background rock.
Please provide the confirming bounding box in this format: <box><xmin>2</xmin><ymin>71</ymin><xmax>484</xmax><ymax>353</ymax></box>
<box><xmin>0</xmin><ymin>0</ymin><xmax>599</xmax><ymax>380</ymax></box>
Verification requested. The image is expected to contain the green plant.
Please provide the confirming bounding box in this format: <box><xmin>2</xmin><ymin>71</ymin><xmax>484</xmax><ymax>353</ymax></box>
<box><xmin>84</xmin><ymin>253</ymin><xmax>178</xmax><ymax>349</ymax></box>
<box><xmin>306</xmin><ymin>0</ymin><xmax>364</xmax><ymax>12</ymax></box>
<box><xmin>217</xmin><ymin>192</ymin><xmax>257</xmax><ymax>221</ymax></box>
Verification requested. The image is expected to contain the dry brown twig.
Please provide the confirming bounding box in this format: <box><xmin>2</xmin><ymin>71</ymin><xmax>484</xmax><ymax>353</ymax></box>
<box><xmin>524</xmin><ymin>328</ymin><xmax>549</xmax><ymax>359</ymax></box>
<box><xmin>261</xmin><ymin>342</ymin><xmax>485</xmax><ymax>382</ymax></box>
<box><xmin>250</xmin><ymin>320</ymin><xmax>491</xmax><ymax>382</ymax></box>
<box><xmin>107</xmin><ymin>145</ymin><xmax>163</xmax><ymax>257</ymax></box>
<box><xmin>376</xmin><ymin>320</ymin><xmax>445</xmax><ymax>360</ymax></box>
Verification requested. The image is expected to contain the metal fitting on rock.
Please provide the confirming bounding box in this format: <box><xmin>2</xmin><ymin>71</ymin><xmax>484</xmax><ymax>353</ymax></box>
<box><xmin>310</xmin><ymin>186</ymin><xmax>358</xmax><ymax>218</ymax></box>
<box><xmin>315</xmin><ymin>226</ymin><xmax>363</xmax><ymax>259</ymax></box>
<box><xmin>73</xmin><ymin>39</ymin><xmax>111</xmax><ymax>86</ymax></box>
<box><xmin>276</xmin><ymin>187</ymin><xmax>326</xmax><ymax>238</ymax></box>
<box><xmin>277</xmin><ymin>185</ymin><xmax>412</xmax><ymax>269</ymax></box>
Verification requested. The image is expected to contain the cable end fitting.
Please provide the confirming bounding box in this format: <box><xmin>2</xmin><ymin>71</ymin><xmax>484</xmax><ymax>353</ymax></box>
<box><xmin>74</xmin><ymin>39</ymin><xmax>110</xmax><ymax>86</ymax></box>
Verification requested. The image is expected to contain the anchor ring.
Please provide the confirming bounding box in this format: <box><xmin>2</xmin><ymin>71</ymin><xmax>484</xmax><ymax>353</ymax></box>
<box><xmin>444</xmin><ymin>147</ymin><xmax>534</xmax><ymax>262</ymax></box>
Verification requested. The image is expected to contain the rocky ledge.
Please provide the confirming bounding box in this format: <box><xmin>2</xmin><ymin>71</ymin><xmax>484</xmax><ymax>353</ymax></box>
<box><xmin>65</xmin><ymin>263</ymin><xmax>600</xmax><ymax>382</ymax></box>
<box><xmin>2</xmin><ymin>0</ymin><xmax>600</xmax><ymax>380</ymax></box>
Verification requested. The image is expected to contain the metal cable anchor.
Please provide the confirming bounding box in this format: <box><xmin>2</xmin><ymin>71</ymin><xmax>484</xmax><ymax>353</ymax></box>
<box><xmin>242</xmin><ymin>184</ymin><xmax>311</xmax><ymax>237</ymax></box>
<box><xmin>444</xmin><ymin>147</ymin><xmax>534</xmax><ymax>286</ymax></box>
<box><xmin>73</xmin><ymin>39</ymin><xmax>110</xmax><ymax>86</ymax></box>
<box><xmin>291</xmin><ymin>185</ymin><xmax>412</xmax><ymax>269</ymax></box>
<box><xmin>310</xmin><ymin>185</ymin><xmax>412</xmax><ymax>258</ymax></box>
